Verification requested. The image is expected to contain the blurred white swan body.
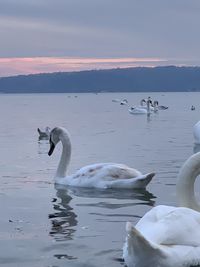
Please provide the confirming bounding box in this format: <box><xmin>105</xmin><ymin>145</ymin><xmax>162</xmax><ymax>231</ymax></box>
<box><xmin>112</xmin><ymin>99</ymin><xmax>120</xmax><ymax>103</ymax></box>
<box><xmin>48</xmin><ymin>127</ymin><xmax>155</xmax><ymax>189</ymax></box>
<box><xmin>129</xmin><ymin>98</ymin><xmax>152</xmax><ymax>115</ymax></box>
<box><xmin>123</xmin><ymin>152</ymin><xmax>200</xmax><ymax>267</ymax></box>
<box><xmin>193</xmin><ymin>121</ymin><xmax>200</xmax><ymax>144</ymax></box>
<box><xmin>129</xmin><ymin>107</ymin><xmax>149</xmax><ymax>114</ymax></box>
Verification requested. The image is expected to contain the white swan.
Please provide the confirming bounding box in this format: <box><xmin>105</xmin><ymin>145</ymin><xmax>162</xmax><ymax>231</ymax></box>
<box><xmin>129</xmin><ymin>98</ymin><xmax>152</xmax><ymax>115</ymax></box>
<box><xmin>140</xmin><ymin>98</ymin><xmax>168</xmax><ymax>111</ymax></box>
<box><xmin>37</xmin><ymin>126</ymin><xmax>51</xmax><ymax>139</ymax></box>
<box><xmin>140</xmin><ymin>99</ymin><xmax>147</xmax><ymax>106</ymax></box>
<box><xmin>48</xmin><ymin>127</ymin><xmax>155</xmax><ymax>189</ymax></box>
<box><xmin>120</xmin><ymin>99</ymin><xmax>128</xmax><ymax>105</ymax></box>
<box><xmin>128</xmin><ymin>107</ymin><xmax>149</xmax><ymax>115</ymax></box>
<box><xmin>152</xmin><ymin>100</ymin><xmax>159</xmax><ymax>112</ymax></box>
<box><xmin>158</xmin><ymin>105</ymin><xmax>168</xmax><ymax>110</ymax></box>
<box><xmin>112</xmin><ymin>99</ymin><xmax>120</xmax><ymax>103</ymax></box>
<box><xmin>123</xmin><ymin>152</ymin><xmax>200</xmax><ymax>267</ymax></box>
<box><xmin>193</xmin><ymin>121</ymin><xmax>200</xmax><ymax>145</ymax></box>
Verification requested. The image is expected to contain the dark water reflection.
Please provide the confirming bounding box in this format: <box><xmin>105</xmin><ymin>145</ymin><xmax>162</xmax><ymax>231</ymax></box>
<box><xmin>65</xmin><ymin>185</ymin><xmax>156</xmax><ymax>205</ymax></box>
<box><xmin>49</xmin><ymin>186</ymin><xmax>78</xmax><ymax>241</ymax></box>
<box><xmin>49</xmin><ymin>184</ymin><xmax>156</xmax><ymax>241</ymax></box>
<box><xmin>47</xmin><ymin>184</ymin><xmax>156</xmax><ymax>266</ymax></box>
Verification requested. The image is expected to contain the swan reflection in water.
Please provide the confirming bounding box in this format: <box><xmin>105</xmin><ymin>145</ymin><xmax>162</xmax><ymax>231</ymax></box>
<box><xmin>65</xmin><ymin>185</ymin><xmax>156</xmax><ymax>207</ymax></box>
<box><xmin>49</xmin><ymin>185</ymin><xmax>156</xmax><ymax>262</ymax></box>
<box><xmin>49</xmin><ymin>185</ymin><xmax>78</xmax><ymax>241</ymax></box>
<box><xmin>49</xmin><ymin>184</ymin><xmax>156</xmax><ymax>237</ymax></box>
<box><xmin>49</xmin><ymin>184</ymin><xmax>155</xmax><ymax>239</ymax></box>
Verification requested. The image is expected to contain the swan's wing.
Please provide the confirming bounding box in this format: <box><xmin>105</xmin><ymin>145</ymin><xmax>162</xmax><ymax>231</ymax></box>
<box><xmin>124</xmin><ymin>221</ymin><xmax>200</xmax><ymax>267</ymax></box>
<box><xmin>124</xmin><ymin>222</ymin><xmax>164</xmax><ymax>255</ymax></box>
<box><xmin>136</xmin><ymin>205</ymin><xmax>200</xmax><ymax>246</ymax></box>
<box><xmin>100</xmin><ymin>164</ymin><xmax>143</xmax><ymax>180</ymax></box>
<box><xmin>72</xmin><ymin>163</ymin><xmax>142</xmax><ymax>181</ymax></box>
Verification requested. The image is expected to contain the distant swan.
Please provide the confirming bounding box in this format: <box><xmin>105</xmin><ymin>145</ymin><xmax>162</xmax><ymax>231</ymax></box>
<box><xmin>120</xmin><ymin>99</ymin><xmax>128</xmax><ymax>105</ymax></box>
<box><xmin>158</xmin><ymin>105</ymin><xmax>168</xmax><ymax>110</ymax></box>
<box><xmin>123</xmin><ymin>152</ymin><xmax>200</xmax><ymax>267</ymax></box>
<box><xmin>128</xmin><ymin>107</ymin><xmax>149</xmax><ymax>115</ymax></box>
<box><xmin>152</xmin><ymin>100</ymin><xmax>159</xmax><ymax>112</ymax></box>
<box><xmin>140</xmin><ymin>98</ymin><xmax>168</xmax><ymax>111</ymax></box>
<box><xmin>140</xmin><ymin>99</ymin><xmax>147</xmax><ymax>106</ymax></box>
<box><xmin>129</xmin><ymin>98</ymin><xmax>152</xmax><ymax>115</ymax></box>
<box><xmin>37</xmin><ymin>127</ymin><xmax>51</xmax><ymax>139</ymax></box>
<box><xmin>48</xmin><ymin>127</ymin><xmax>155</xmax><ymax>189</ymax></box>
<box><xmin>112</xmin><ymin>99</ymin><xmax>120</xmax><ymax>103</ymax></box>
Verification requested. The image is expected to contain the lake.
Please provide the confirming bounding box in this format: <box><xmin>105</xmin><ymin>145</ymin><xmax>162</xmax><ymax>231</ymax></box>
<box><xmin>0</xmin><ymin>92</ymin><xmax>199</xmax><ymax>267</ymax></box>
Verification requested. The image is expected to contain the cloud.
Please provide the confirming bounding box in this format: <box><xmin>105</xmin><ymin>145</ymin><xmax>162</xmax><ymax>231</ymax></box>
<box><xmin>0</xmin><ymin>0</ymin><xmax>200</xmax><ymax>61</ymax></box>
<box><xmin>0</xmin><ymin>57</ymin><xmax>166</xmax><ymax>77</ymax></box>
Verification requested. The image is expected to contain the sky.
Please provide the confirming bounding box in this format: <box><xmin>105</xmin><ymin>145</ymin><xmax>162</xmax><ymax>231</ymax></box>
<box><xmin>0</xmin><ymin>0</ymin><xmax>200</xmax><ymax>77</ymax></box>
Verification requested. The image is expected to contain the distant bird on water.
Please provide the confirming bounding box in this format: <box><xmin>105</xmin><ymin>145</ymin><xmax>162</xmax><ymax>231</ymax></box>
<box><xmin>37</xmin><ymin>127</ymin><xmax>51</xmax><ymax>140</ymax></box>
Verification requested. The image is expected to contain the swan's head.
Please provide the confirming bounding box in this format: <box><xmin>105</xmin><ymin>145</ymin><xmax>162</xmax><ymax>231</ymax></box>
<box><xmin>48</xmin><ymin>127</ymin><xmax>70</xmax><ymax>156</ymax></box>
<box><xmin>45</xmin><ymin>126</ymin><xmax>51</xmax><ymax>132</ymax></box>
<box><xmin>147</xmin><ymin>97</ymin><xmax>152</xmax><ymax>105</ymax></box>
<box><xmin>140</xmin><ymin>99</ymin><xmax>146</xmax><ymax>106</ymax></box>
<box><xmin>48</xmin><ymin>128</ymin><xmax>61</xmax><ymax>156</ymax></box>
<box><xmin>153</xmin><ymin>100</ymin><xmax>159</xmax><ymax>106</ymax></box>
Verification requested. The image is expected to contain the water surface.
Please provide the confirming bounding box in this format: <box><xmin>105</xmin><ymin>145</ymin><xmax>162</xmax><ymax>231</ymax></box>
<box><xmin>0</xmin><ymin>92</ymin><xmax>199</xmax><ymax>267</ymax></box>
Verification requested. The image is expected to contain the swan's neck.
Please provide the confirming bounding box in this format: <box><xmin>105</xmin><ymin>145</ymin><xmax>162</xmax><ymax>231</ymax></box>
<box><xmin>176</xmin><ymin>152</ymin><xmax>200</xmax><ymax>211</ymax></box>
<box><xmin>56</xmin><ymin>133</ymin><xmax>71</xmax><ymax>178</ymax></box>
<box><xmin>153</xmin><ymin>101</ymin><xmax>158</xmax><ymax>112</ymax></box>
<box><xmin>147</xmin><ymin>100</ymin><xmax>151</xmax><ymax>114</ymax></box>
<box><xmin>140</xmin><ymin>99</ymin><xmax>145</xmax><ymax>106</ymax></box>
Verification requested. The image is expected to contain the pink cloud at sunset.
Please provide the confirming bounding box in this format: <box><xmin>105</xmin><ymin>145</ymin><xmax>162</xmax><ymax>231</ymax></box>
<box><xmin>0</xmin><ymin>57</ymin><xmax>167</xmax><ymax>77</ymax></box>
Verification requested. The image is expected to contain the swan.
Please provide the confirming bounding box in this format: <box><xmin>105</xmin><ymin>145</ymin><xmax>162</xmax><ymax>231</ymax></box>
<box><xmin>128</xmin><ymin>107</ymin><xmax>149</xmax><ymax>115</ymax></box>
<box><xmin>152</xmin><ymin>100</ymin><xmax>159</xmax><ymax>112</ymax></box>
<box><xmin>120</xmin><ymin>99</ymin><xmax>128</xmax><ymax>105</ymax></box>
<box><xmin>123</xmin><ymin>152</ymin><xmax>200</xmax><ymax>267</ymax></box>
<box><xmin>158</xmin><ymin>105</ymin><xmax>168</xmax><ymax>110</ymax></box>
<box><xmin>140</xmin><ymin>99</ymin><xmax>147</xmax><ymax>106</ymax></box>
<box><xmin>129</xmin><ymin>98</ymin><xmax>152</xmax><ymax>115</ymax></box>
<box><xmin>140</xmin><ymin>98</ymin><xmax>168</xmax><ymax>111</ymax></box>
<box><xmin>193</xmin><ymin>121</ymin><xmax>200</xmax><ymax>145</ymax></box>
<box><xmin>112</xmin><ymin>99</ymin><xmax>120</xmax><ymax>103</ymax></box>
<box><xmin>48</xmin><ymin>127</ymin><xmax>155</xmax><ymax>189</ymax></box>
<box><xmin>37</xmin><ymin>126</ymin><xmax>51</xmax><ymax>139</ymax></box>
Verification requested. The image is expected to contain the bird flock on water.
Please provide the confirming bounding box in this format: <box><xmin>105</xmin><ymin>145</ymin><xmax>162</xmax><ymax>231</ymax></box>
<box><xmin>36</xmin><ymin>95</ymin><xmax>200</xmax><ymax>267</ymax></box>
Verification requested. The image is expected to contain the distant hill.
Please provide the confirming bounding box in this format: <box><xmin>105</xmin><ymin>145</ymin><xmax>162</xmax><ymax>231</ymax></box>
<box><xmin>0</xmin><ymin>66</ymin><xmax>200</xmax><ymax>93</ymax></box>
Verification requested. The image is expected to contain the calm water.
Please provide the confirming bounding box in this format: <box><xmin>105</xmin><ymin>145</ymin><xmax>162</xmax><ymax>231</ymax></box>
<box><xmin>0</xmin><ymin>92</ymin><xmax>199</xmax><ymax>267</ymax></box>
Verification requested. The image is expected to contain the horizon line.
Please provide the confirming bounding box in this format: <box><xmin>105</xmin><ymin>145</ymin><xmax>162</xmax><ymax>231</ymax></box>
<box><xmin>0</xmin><ymin>56</ymin><xmax>197</xmax><ymax>78</ymax></box>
